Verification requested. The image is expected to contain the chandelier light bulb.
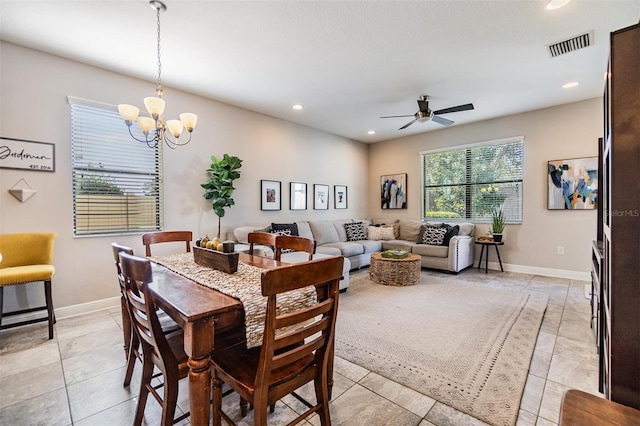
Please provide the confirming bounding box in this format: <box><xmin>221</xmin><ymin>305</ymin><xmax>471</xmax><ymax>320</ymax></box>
<box><xmin>144</xmin><ymin>97</ymin><xmax>166</xmax><ymax>118</ymax></box>
<box><xmin>180</xmin><ymin>113</ymin><xmax>198</xmax><ymax>132</ymax></box>
<box><xmin>137</xmin><ymin>117</ymin><xmax>155</xmax><ymax>135</ymax></box>
<box><xmin>118</xmin><ymin>104</ymin><xmax>140</xmax><ymax>122</ymax></box>
<box><xmin>166</xmin><ymin>120</ymin><xmax>184</xmax><ymax>138</ymax></box>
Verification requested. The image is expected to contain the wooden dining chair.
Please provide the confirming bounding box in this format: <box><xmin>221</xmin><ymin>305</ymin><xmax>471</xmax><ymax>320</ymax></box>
<box><xmin>274</xmin><ymin>234</ymin><xmax>315</xmax><ymax>261</ymax></box>
<box><xmin>0</xmin><ymin>233</ymin><xmax>57</xmax><ymax>339</ymax></box>
<box><xmin>211</xmin><ymin>256</ymin><xmax>344</xmax><ymax>426</ymax></box>
<box><xmin>142</xmin><ymin>231</ymin><xmax>193</xmax><ymax>257</ymax></box>
<box><xmin>247</xmin><ymin>232</ymin><xmax>277</xmax><ymax>258</ymax></box>
<box><xmin>119</xmin><ymin>251</ymin><xmax>190</xmax><ymax>426</ymax></box>
<box><xmin>111</xmin><ymin>243</ymin><xmax>180</xmax><ymax>387</ymax></box>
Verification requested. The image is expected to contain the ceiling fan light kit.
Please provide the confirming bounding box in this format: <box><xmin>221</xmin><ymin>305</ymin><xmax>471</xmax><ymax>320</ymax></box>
<box><xmin>381</xmin><ymin>95</ymin><xmax>474</xmax><ymax>130</ymax></box>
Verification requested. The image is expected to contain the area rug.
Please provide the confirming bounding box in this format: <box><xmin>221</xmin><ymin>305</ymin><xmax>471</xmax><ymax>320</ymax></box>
<box><xmin>334</xmin><ymin>271</ymin><xmax>548</xmax><ymax>426</ymax></box>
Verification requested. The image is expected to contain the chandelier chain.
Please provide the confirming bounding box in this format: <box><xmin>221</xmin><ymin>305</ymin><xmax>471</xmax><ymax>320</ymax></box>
<box><xmin>156</xmin><ymin>6</ymin><xmax>162</xmax><ymax>93</ymax></box>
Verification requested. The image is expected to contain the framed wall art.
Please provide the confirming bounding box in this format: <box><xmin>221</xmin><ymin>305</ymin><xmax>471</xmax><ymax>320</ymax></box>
<box><xmin>314</xmin><ymin>184</ymin><xmax>329</xmax><ymax>210</ymax></box>
<box><xmin>547</xmin><ymin>157</ymin><xmax>598</xmax><ymax>210</ymax></box>
<box><xmin>290</xmin><ymin>182</ymin><xmax>307</xmax><ymax>210</ymax></box>
<box><xmin>261</xmin><ymin>180</ymin><xmax>281</xmax><ymax>211</ymax></box>
<box><xmin>0</xmin><ymin>137</ymin><xmax>55</xmax><ymax>172</ymax></box>
<box><xmin>381</xmin><ymin>173</ymin><xmax>407</xmax><ymax>209</ymax></box>
<box><xmin>334</xmin><ymin>185</ymin><xmax>347</xmax><ymax>209</ymax></box>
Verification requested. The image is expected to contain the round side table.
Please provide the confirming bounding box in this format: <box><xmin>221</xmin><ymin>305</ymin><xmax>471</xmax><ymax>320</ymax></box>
<box><xmin>474</xmin><ymin>240</ymin><xmax>504</xmax><ymax>273</ymax></box>
<box><xmin>369</xmin><ymin>252</ymin><xmax>421</xmax><ymax>286</ymax></box>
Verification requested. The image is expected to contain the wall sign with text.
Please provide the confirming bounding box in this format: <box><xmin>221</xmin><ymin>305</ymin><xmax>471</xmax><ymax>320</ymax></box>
<box><xmin>0</xmin><ymin>137</ymin><xmax>55</xmax><ymax>172</ymax></box>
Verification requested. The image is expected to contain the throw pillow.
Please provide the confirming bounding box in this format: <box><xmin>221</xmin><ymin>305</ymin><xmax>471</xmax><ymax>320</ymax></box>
<box><xmin>271</xmin><ymin>222</ymin><xmax>299</xmax><ymax>236</ymax></box>
<box><xmin>441</xmin><ymin>224</ymin><xmax>460</xmax><ymax>246</ymax></box>
<box><xmin>421</xmin><ymin>226</ymin><xmax>447</xmax><ymax>245</ymax></box>
<box><xmin>344</xmin><ymin>222</ymin><xmax>368</xmax><ymax>241</ymax></box>
<box><xmin>269</xmin><ymin>228</ymin><xmax>294</xmax><ymax>253</ymax></box>
<box><xmin>367</xmin><ymin>226</ymin><xmax>395</xmax><ymax>241</ymax></box>
<box><xmin>418</xmin><ymin>223</ymin><xmax>441</xmax><ymax>244</ymax></box>
<box><xmin>382</xmin><ymin>223</ymin><xmax>400</xmax><ymax>239</ymax></box>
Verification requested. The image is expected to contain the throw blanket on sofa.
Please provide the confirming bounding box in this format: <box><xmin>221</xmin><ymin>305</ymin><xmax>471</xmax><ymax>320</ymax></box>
<box><xmin>151</xmin><ymin>253</ymin><xmax>318</xmax><ymax>348</ymax></box>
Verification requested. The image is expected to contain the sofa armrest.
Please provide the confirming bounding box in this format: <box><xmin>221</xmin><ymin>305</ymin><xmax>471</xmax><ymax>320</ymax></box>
<box><xmin>447</xmin><ymin>235</ymin><xmax>474</xmax><ymax>272</ymax></box>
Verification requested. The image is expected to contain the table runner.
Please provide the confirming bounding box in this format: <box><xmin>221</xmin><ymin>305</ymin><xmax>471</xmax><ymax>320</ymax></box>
<box><xmin>151</xmin><ymin>252</ymin><xmax>317</xmax><ymax>347</ymax></box>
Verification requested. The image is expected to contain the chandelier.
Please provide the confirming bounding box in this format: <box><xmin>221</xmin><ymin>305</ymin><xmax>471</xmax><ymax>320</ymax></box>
<box><xmin>118</xmin><ymin>0</ymin><xmax>196</xmax><ymax>149</ymax></box>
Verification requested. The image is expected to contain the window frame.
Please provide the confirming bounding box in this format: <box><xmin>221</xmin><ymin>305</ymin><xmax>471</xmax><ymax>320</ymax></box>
<box><xmin>69</xmin><ymin>96</ymin><xmax>164</xmax><ymax>237</ymax></box>
<box><xmin>420</xmin><ymin>136</ymin><xmax>524</xmax><ymax>224</ymax></box>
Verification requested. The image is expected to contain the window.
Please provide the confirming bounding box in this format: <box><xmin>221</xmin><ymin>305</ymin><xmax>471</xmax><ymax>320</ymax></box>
<box><xmin>421</xmin><ymin>136</ymin><xmax>524</xmax><ymax>223</ymax></box>
<box><xmin>69</xmin><ymin>97</ymin><xmax>162</xmax><ymax>236</ymax></box>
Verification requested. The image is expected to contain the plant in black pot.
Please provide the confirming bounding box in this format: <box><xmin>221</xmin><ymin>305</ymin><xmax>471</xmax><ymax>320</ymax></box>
<box><xmin>201</xmin><ymin>154</ymin><xmax>243</xmax><ymax>240</ymax></box>
<box><xmin>490</xmin><ymin>206</ymin><xmax>506</xmax><ymax>242</ymax></box>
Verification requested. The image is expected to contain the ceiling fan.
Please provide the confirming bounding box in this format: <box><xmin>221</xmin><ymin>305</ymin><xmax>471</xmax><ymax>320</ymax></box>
<box><xmin>381</xmin><ymin>95</ymin><xmax>474</xmax><ymax>130</ymax></box>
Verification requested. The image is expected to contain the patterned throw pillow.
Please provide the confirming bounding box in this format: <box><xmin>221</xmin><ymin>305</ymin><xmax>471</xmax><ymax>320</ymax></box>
<box><xmin>367</xmin><ymin>226</ymin><xmax>395</xmax><ymax>241</ymax></box>
<box><xmin>344</xmin><ymin>222</ymin><xmax>368</xmax><ymax>241</ymax></box>
<box><xmin>269</xmin><ymin>228</ymin><xmax>294</xmax><ymax>253</ymax></box>
<box><xmin>271</xmin><ymin>223</ymin><xmax>299</xmax><ymax>236</ymax></box>
<box><xmin>421</xmin><ymin>226</ymin><xmax>447</xmax><ymax>245</ymax></box>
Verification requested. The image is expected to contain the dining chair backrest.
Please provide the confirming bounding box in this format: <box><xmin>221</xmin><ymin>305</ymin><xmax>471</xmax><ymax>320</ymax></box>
<box><xmin>210</xmin><ymin>255</ymin><xmax>344</xmax><ymax>425</ymax></box>
<box><xmin>142</xmin><ymin>231</ymin><xmax>192</xmax><ymax>257</ymax></box>
<box><xmin>118</xmin><ymin>251</ymin><xmax>189</xmax><ymax>426</ymax></box>
<box><xmin>247</xmin><ymin>232</ymin><xmax>277</xmax><ymax>258</ymax></box>
<box><xmin>274</xmin><ymin>234</ymin><xmax>315</xmax><ymax>261</ymax></box>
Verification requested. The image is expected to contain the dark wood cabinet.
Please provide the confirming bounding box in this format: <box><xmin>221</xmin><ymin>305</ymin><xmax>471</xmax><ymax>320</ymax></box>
<box><xmin>599</xmin><ymin>22</ymin><xmax>640</xmax><ymax>409</ymax></box>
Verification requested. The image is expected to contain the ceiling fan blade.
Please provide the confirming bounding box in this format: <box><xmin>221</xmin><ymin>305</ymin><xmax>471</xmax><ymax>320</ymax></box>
<box><xmin>399</xmin><ymin>119</ymin><xmax>417</xmax><ymax>130</ymax></box>
<box><xmin>433</xmin><ymin>103</ymin><xmax>474</xmax><ymax>115</ymax></box>
<box><xmin>417</xmin><ymin>99</ymin><xmax>429</xmax><ymax>112</ymax></box>
<box><xmin>431</xmin><ymin>115</ymin><xmax>454</xmax><ymax>126</ymax></box>
<box><xmin>380</xmin><ymin>114</ymin><xmax>415</xmax><ymax>119</ymax></box>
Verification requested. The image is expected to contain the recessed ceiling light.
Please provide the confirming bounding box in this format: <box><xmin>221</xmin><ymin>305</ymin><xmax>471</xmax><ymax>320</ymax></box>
<box><xmin>563</xmin><ymin>81</ymin><xmax>579</xmax><ymax>88</ymax></box>
<box><xmin>546</xmin><ymin>0</ymin><xmax>571</xmax><ymax>10</ymax></box>
<box><xmin>368</xmin><ymin>130</ymin><xmax>376</xmax><ymax>135</ymax></box>
<box><xmin>292</xmin><ymin>104</ymin><xmax>303</xmax><ymax>110</ymax></box>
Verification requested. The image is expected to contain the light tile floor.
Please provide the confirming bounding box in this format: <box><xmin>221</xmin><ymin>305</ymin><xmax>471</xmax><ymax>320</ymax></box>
<box><xmin>0</xmin><ymin>268</ymin><xmax>599</xmax><ymax>426</ymax></box>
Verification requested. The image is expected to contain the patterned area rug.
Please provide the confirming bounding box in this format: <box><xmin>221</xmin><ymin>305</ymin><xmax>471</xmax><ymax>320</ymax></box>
<box><xmin>334</xmin><ymin>271</ymin><xmax>548</xmax><ymax>426</ymax></box>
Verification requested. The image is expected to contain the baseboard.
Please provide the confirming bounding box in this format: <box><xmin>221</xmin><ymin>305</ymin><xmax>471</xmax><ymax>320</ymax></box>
<box><xmin>1</xmin><ymin>296</ymin><xmax>120</xmax><ymax>326</ymax></box>
<box><xmin>483</xmin><ymin>261</ymin><xmax>590</xmax><ymax>281</ymax></box>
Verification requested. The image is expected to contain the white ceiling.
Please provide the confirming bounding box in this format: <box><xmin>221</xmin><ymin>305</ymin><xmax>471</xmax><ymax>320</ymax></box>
<box><xmin>1</xmin><ymin>1</ymin><xmax>638</xmax><ymax>143</ymax></box>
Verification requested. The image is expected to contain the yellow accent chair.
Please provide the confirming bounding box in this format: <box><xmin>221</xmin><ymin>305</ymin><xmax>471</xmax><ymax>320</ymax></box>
<box><xmin>0</xmin><ymin>233</ymin><xmax>57</xmax><ymax>339</ymax></box>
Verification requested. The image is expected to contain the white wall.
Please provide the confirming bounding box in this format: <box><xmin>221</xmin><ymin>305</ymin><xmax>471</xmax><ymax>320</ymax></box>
<box><xmin>0</xmin><ymin>42</ymin><xmax>368</xmax><ymax>313</ymax></box>
<box><xmin>369</xmin><ymin>99</ymin><xmax>601</xmax><ymax>277</ymax></box>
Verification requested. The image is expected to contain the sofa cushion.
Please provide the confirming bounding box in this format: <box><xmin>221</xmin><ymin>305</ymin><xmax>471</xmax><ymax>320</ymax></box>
<box><xmin>367</xmin><ymin>226</ymin><xmax>395</xmax><ymax>241</ymax></box>
<box><xmin>384</xmin><ymin>223</ymin><xmax>400</xmax><ymax>239</ymax></box>
<box><xmin>421</xmin><ymin>226</ymin><xmax>447</xmax><ymax>245</ymax></box>
<box><xmin>399</xmin><ymin>220</ymin><xmax>423</xmax><ymax>242</ymax></box>
<box><xmin>322</xmin><ymin>242</ymin><xmax>364</xmax><ymax>257</ymax></box>
<box><xmin>296</xmin><ymin>221</ymin><xmax>314</xmax><ymax>240</ymax></box>
<box><xmin>381</xmin><ymin>240</ymin><xmax>415</xmax><ymax>251</ymax></box>
<box><xmin>233</xmin><ymin>226</ymin><xmax>267</xmax><ymax>244</ymax></box>
<box><xmin>371</xmin><ymin>218</ymin><xmax>399</xmax><ymax>225</ymax></box>
<box><xmin>458</xmin><ymin>222</ymin><xmax>475</xmax><ymax>237</ymax></box>
<box><xmin>412</xmin><ymin>243</ymin><xmax>449</xmax><ymax>258</ymax></box>
<box><xmin>309</xmin><ymin>220</ymin><xmax>340</xmax><ymax>245</ymax></box>
<box><xmin>441</xmin><ymin>224</ymin><xmax>460</xmax><ymax>246</ymax></box>
<box><xmin>344</xmin><ymin>222</ymin><xmax>368</xmax><ymax>241</ymax></box>
<box><xmin>315</xmin><ymin>246</ymin><xmax>342</xmax><ymax>256</ymax></box>
<box><xmin>271</xmin><ymin>222</ymin><xmax>299</xmax><ymax>236</ymax></box>
<box><xmin>359</xmin><ymin>240</ymin><xmax>383</xmax><ymax>254</ymax></box>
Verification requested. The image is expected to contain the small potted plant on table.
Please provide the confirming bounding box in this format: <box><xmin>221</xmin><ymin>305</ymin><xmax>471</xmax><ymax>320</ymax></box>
<box><xmin>491</xmin><ymin>206</ymin><xmax>506</xmax><ymax>242</ymax></box>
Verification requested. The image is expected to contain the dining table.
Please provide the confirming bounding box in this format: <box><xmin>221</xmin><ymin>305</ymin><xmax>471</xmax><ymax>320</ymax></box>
<box><xmin>148</xmin><ymin>252</ymin><xmax>337</xmax><ymax>426</ymax></box>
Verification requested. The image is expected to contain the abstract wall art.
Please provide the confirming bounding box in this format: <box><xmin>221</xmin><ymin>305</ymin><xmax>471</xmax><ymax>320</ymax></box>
<box><xmin>381</xmin><ymin>173</ymin><xmax>407</xmax><ymax>209</ymax></box>
<box><xmin>547</xmin><ymin>157</ymin><xmax>598</xmax><ymax>210</ymax></box>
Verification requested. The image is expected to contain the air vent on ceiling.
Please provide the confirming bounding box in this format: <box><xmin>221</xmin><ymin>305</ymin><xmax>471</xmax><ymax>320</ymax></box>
<box><xmin>547</xmin><ymin>31</ymin><xmax>592</xmax><ymax>57</ymax></box>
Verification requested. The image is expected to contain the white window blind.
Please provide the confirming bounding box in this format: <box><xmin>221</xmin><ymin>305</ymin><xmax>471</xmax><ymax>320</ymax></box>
<box><xmin>421</xmin><ymin>137</ymin><xmax>524</xmax><ymax>223</ymax></box>
<box><xmin>69</xmin><ymin>97</ymin><xmax>163</xmax><ymax>236</ymax></box>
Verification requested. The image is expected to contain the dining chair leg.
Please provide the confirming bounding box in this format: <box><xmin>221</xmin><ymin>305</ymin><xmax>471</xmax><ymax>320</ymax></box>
<box><xmin>123</xmin><ymin>332</ymin><xmax>138</xmax><ymax>387</ymax></box>
<box><xmin>120</xmin><ymin>294</ymin><xmax>132</xmax><ymax>360</ymax></box>
<box><xmin>44</xmin><ymin>280</ymin><xmax>55</xmax><ymax>339</ymax></box>
<box><xmin>134</xmin><ymin>360</ymin><xmax>154</xmax><ymax>426</ymax></box>
<box><xmin>240</xmin><ymin>397</ymin><xmax>249</xmax><ymax>417</ymax></box>
<box><xmin>161</xmin><ymin>371</ymin><xmax>179</xmax><ymax>426</ymax></box>
<box><xmin>314</xmin><ymin>375</ymin><xmax>331</xmax><ymax>425</ymax></box>
<box><xmin>212</xmin><ymin>375</ymin><xmax>223</xmax><ymax>426</ymax></box>
<box><xmin>0</xmin><ymin>286</ymin><xmax>4</xmax><ymax>330</ymax></box>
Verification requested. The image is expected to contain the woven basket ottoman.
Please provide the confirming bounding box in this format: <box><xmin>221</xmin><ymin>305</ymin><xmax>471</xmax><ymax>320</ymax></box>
<box><xmin>369</xmin><ymin>252</ymin><xmax>421</xmax><ymax>286</ymax></box>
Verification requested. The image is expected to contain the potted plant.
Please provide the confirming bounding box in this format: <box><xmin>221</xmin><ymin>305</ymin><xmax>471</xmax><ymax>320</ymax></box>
<box><xmin>491</xmin><ymin>206</ymin><xmax>506</xmax><ymax>242</ymax></box>
<box><xmin>201</xmin><ymin>154</ymin><xmax>243</xmax><ymax>239</ymax></box>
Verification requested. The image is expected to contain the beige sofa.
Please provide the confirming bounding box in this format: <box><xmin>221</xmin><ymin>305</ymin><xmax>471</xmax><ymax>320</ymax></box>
<box><xmin>230</xmin><ymin>218</ymin><xmax>475</xmax><ymax>279</ymax></box>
